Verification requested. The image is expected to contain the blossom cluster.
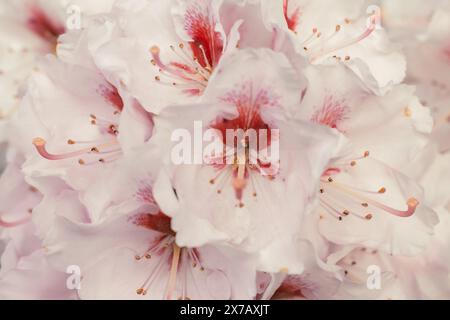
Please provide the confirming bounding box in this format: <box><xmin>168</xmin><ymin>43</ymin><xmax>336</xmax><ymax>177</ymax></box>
<box><xmin>0</xmin><ymin>0</ymin><xmax>449</xmax><ymax>300</ymax></box>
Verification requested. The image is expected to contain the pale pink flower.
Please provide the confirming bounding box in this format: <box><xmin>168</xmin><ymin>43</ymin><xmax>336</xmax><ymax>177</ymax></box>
<box><xmin>329</xmin><ymin>207</ymin><xmax>450</xmax><ymax>299</ymax></box>
<box><xmin>0</xmin><ymin>0</ymin><xmax>115</xmax><ymax>126</ymax></box>
<box><xmin>263</xmin><ymin>0</ymin><xmax>406</xmax><ymax>94</ymax></box>
<box><xmin>7</xmin><ymin>56</ymin><xmax>152</xmax><ymax>191</ymax></box>
<box><xmin>80</xmin><ymin>0</ymin><xmax>234</xmax><ymax>114</ymax></box>
<box><xmin>0</xmin><ymin>245</ymin><xmax>77</xmax><ymax>300</ymax></box>
<box><xmin>41</xmin><ymin>147</ymin><xmax>260</xmax><ymax>300</ymax></box>
<box><xmin>380</xmin><ymin>0</ymin><xmax>450</xmax><ymax>152</ymax></box>
<box><xmin>0</xmin><ymin>153</ymin><xmax>75</xmax><ymax>300</ymax></box>
<box><xmin>297</xmin><ymin>64</ymin><xmax>438</xmax><ymax>255</ymax></box>
<box><xmin>152</xmin><ymin>48</ymin><xmax>344</xmax><ymax>274</ymax></box>
<box><xmin>271</xmin><ymin>238</ymin><xmax>340</xmax><ymax>300</ymax></box>
<box><xmin>1</xmin><ymin>0</ymin><xmax>448</xmax><ymax>301</ymax></box>
<box><xmin>77</xmin><ymin>0</ymin><xmax>287</xmax><ymax>114</ymax></box>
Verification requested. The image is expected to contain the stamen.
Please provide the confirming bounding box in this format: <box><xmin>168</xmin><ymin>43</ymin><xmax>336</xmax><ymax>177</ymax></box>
<box><xmin>33</xmin><ymin>138</ymin><xmax>89</xmax><ymax>160</ymax></box>
<box><xmin>136</xmin><ymin>243</ymin><xmax>172</xmax><ymax>296</ymax></box>
<box><xmin>165</xmin><ymin>243</ymin><xmax>181</xmax><ymax>300</ymax></box>
<box><xmin>0</xmin><ymin>215</ymin><xmax>31</xmax><ymax>228</ymax></box>
<box><xmin>33</xmin><ymin>137</ymin><xmax>119</xmax><ymax>162</ymax></box>
<box><xmin>150</xmin><ymin>44</ymin><xmax>210</xmax><ymax>91</ymax></box>
<box><xmin>320</xmin><ymin>198</ymin><xmax>347</xmax><ymax>220</ymax></box>
<box><xmin>321</xmin><ymin>179</ymin><xmax>419</xmax><ymax>218</ymax></box>
<box><xmin>309</xmin><ymin>12</ymin><xmax>379</xmax><ymax>62</ymax></box>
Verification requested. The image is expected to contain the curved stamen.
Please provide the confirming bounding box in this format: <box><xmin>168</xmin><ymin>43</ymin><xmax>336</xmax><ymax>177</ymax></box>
<box><xmin>320</xmin><ymin>189</ymin><xmax>373</xmax><ymax>221</ymax></box>
<box><xmin>32</xmin><ymin>137</ymin><xmax>118</xmax><ymax>161</ymax></box>
<box><xmin>150</xmin><ymin>45</ymin><xmax>210</xmax><ymax>89</ymax></box>
<box><xmin>0</xmin><ymin>214</ymin><xmax>31</xmax><ymax>228</ymax></box>
<box><xmin>322</xmin><ymin>178</ymin><xmax>419</xmax><ymax>218</ymax></box>
<box><xmin>309</xmin><ymin>13</ymin><xmax>379</xmax><ymax>62</ymax></box>
<box><xmin>136</xmin><ymin>246</ymin><xmax>172</xmax><ymax>296</ymax></box>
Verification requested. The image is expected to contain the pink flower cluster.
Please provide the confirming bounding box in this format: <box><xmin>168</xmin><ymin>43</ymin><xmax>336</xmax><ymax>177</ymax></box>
<box><xmin>0</xmin><ymin>0</ymin><xmax>449</xmax><ymax>300</ymax></box>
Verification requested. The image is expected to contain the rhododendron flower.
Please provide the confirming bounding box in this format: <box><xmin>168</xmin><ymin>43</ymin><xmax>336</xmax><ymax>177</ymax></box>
<box><xmin>1</xmin><ymin>0</ymin><xmax>450</xmax><ymax>302</ymax></box>
<box><xmin>0</xmin><ymin>0</ymin><xmax>115</xmax><ymax>128</ymax></box>
<box><xmin>8</xmin><ymin>55</ymin><xmax>152</xmax><ymax>191</ymax></box>
<box><xmin>78</xmin><ymin>0</ymin><xmax>248</xmax><ymax>114</ymax></box>
<box><xmin>295</xmin><ymin>64</ymin><xmax>438</xmax><ymax>255</ymax></box>
<box><xmin>379</xmin><ymin>0</ymin><xmax>450</xmax><ymax>153</ymax></box>
<box><xmin>0</xmin><ymin>153</ymin><xmax>75</xmax><ymax>300</ymax></box>
<box><xmin>263</xmin><ymin>0</ymin><xmax>406</xmax><ymax>95</ymax></box>
<box><xmin>152</xmin><ymin>48</ymin><xmax>344</xmax><ymax>273</ymax></box>
<box><xmin>41</xmin><ymin>147</ymin><xmax>259</xmax><ymax>300</ymax></box>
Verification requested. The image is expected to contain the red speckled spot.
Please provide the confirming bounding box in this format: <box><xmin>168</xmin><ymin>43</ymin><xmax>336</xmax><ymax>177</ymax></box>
<box><xmin>132</xmin><ymin>212</ymin><xmax>174</xmax><ymax>236</ymax></box>
<box><xmin>135</xmin><ymin>183</ymin><xmax>156</xmax><ymax>204</ymax></box>
<box><xmin>185</xmin><ymin>3</ymin><xmax>224</xmax><ymax>68</ymax></box>
<box><xmin>311</xmin><ymin>96</ymin><xmax>349</xmax><ymax>131</ymax></box>
<box><xmin>211</xmin><ymin>82</ymin><xmax>280</xmax><ymax>141</ymax></box>
<box><xmin>275</xmin><ymin>275</ymin><xmax>307</xmax><ymax>298</ymax></box>
<box><xmin>98</xmin><ymin>83</ymin><xmax>124</xmax><ymax>111</ymax></box>
<box><xmin>27</xmin><ymin>6</ymin><xmax>65</xmax><ymax>45</ymax></box>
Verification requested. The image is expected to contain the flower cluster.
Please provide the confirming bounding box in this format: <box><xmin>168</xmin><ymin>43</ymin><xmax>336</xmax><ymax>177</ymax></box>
<box><xmin>0</xmin><ymin>0</ymin><xmax>449</xmax><ymax>300</ymax></box>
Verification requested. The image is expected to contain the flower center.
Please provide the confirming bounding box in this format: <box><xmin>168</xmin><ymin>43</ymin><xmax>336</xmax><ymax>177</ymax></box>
<box><xmin>207</xmin><ymin>83</ymin><xmax>281</xmax><ymax>206</ymax></box>
<box><xmin>150</xmin><ymin>44</ymin><xmax>212</xmax><ymax>96</ymax></box>
<box><xmin>149</xmin><ymin>3</ymin><xmax>224</xmax><ymax>97</ymax></box>
<box><xmin>311</xmin><ymin>95</ymin><xmax>349</xmax><ymax>131</ymax></box>
<box><xmin>132</xmin><ymin>213</ymin><xmax>220</xmax><ymax>300</ymax></box>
